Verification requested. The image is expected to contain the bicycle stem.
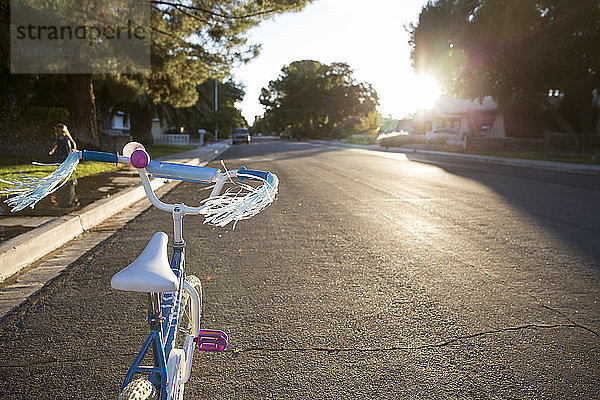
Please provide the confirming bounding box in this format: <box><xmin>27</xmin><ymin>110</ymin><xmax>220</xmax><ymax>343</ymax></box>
<box><xmin>172</xmin><ymin>205</ymin><xmax>185</xmax><ymax>247</ymax></box>
<box><xmin>136</xmin><ymin>168</ymin><xmax>234</xmax><ymax>249</ymax></box>
<box><xmin>135</xmin><ymin>168</ymin><xmax>232</xmax><ymax>215</ymax></box>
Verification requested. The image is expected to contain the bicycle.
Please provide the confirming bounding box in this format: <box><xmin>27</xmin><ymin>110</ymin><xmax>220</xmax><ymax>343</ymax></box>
<box><xmin>1</xmin><ymin>142</ymin><xmax>279</xmax><ymax>399</ymax></box>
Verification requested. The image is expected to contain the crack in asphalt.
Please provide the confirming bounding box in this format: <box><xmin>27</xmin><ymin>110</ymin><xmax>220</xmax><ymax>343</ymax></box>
<box><xmin>445</xmin><ymin>253</ymin><xmax>600</xmax><ymax>338</ymax></box>
<box><xmin>231</xmin><ymin>323</ymin><xmax>594</xmax><ymax>355</ymax></box>
<box><xmin>440</xmin><ymin>246</ymin><xmax>600</xmax><ymax>339</ymax></box>
<box><xmin>1</xmin><ymin>323</ymin><xmax>592</xmax><ymax>368</ymax></box>
<box><xmin>538</xmin><ymin>303</ymin><xmax>600</xmax><ymax>337</ymax></box>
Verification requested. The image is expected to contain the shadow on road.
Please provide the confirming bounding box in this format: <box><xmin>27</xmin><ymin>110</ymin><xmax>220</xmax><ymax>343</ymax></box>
<box><xmin>406</xmin><ymin>153</ymin><xmax>600</xmax><ymax>264</ymax></box>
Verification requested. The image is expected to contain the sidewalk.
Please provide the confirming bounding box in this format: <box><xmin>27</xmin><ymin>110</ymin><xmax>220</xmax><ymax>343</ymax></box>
<box><xmin>0</xmin><ymin>142</ymin><xmax>230</xmax><ymax>284</ymax></box>
<box><xmin>310</xmin><ymin>140</ymin><xmax>600</xmax><ymax>175</ymax></box>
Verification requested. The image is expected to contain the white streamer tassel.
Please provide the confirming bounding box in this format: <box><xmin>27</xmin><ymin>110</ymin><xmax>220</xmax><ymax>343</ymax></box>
<box><xmin>0</xmin><ymin>151</ymin><xmax>80</xmax><ymax>212</ymax></box>
<box><xmin>199</xmin><ymin>173</ymin><xmax>279</xmax><ymax>229</ymax></box>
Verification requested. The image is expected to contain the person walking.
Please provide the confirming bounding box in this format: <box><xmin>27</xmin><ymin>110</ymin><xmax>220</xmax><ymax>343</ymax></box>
<box><xmin>49</xmin><ymin>123</ymin><xmax>77</xmax><ymax>163</ymax></box>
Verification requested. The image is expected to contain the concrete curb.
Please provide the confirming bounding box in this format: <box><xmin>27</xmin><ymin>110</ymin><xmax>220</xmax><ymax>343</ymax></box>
<box><xmin>0</xmin><ymin>143</ymin><xmax>230</xmax><ymax>283</ymax></box>
<box><xmin>408</xmin><ymin>148</ymin><xmax>600</xmax><ymax>174</ymax></box>
<box><xmin>310</xmin><ymin>140</ymin><xmax>600</xmax><ymax>175</ymax></box>
<box><xmin>0</xmin><ymin>216</ymin><xmax>83</xmax><ymax>282</ymax></box>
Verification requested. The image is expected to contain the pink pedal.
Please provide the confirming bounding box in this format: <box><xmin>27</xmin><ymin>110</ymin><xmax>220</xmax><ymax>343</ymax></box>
<box><xmin>197</xmin><ymin>329</ymin><xmax>228</xmax><ymax>352</ymax></box>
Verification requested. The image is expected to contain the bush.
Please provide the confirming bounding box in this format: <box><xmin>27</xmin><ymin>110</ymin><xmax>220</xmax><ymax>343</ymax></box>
<box><xmin>25</xmin><ymin>106</ymin><xmax>70</xmax><ymax>124</ymax></box>
<box><xmin>0</xmin><ymin>107</ymin><xmax>70</xmax><ymax>160</ymax></box>
<box><xmin>345</xmin><ymin>134</ymin><xmax>378</xmax><ymax>145</ymax></box>
<box><xmin>376</xmin><ymin>132</ymin><xmax>426</xmax><ymax>148</ymax></box>
<box><xmin>329</xmin><ymin>116</ymin><xmax>362</xmax><ymax>139</ymax></box>
<box><xmin>426</xmin><ymin>133</ymin><xmax>454</xmax><ymax>146</ymax></box>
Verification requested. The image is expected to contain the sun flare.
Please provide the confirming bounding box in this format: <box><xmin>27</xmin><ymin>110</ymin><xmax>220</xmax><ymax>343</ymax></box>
<box><xmin>383</xmin><ymin>73</ymin><xmax>442</xmax><ymax>118</ymax></box>
<box><xmin>410</xmin><ymin>74</ymin><xmax>442</xmax><ymax>111</ymax></box>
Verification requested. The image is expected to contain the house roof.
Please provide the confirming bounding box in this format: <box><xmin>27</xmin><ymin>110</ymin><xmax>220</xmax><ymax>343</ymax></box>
<box><xmin>418</xmin><ymin>96</ymin><xmax>497</xmax><ymax>119</ymax></box>
<box><xmin>438</xmin><ymin>96</ymin><xmax>496</xmax><ymax>113</ymax></box>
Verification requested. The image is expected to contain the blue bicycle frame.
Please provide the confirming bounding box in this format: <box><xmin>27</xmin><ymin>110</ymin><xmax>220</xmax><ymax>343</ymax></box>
<box><xmin>121</xmin><ymin>244</ymin><xmax>186</xmax><ymax>399</ymax></box>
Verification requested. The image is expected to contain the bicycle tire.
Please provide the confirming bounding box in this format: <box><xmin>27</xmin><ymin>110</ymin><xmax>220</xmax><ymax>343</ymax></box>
<box><xmin>172</xmin><ymin>275</ymin><xmax>202</xmax><ymax>400</ymax></box>
<box><xmin>175</xmin><ymin>275</ymin><xmax>202</xmax><ymax>349</ymax></box>
<box><xmin>118</xmin><ymin>377</ymin><xmax>158</xmax><ymax>400</ymax></box>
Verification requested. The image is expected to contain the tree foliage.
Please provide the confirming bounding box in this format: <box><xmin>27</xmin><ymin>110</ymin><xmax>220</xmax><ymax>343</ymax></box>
<box><xmin>409</xmin><ymin>0</ymin><xmax>600</xmax><ymax>134</ymax></box>
<box><xmin>1</xmin><ymin>0</ymin><xmax>312</xmax><ymax>147</ymax></box>
<box><xmin>176</xmin><ymin>79</ymin><xmax>247</xmax><ymax>138</ymax></box>
<box><xmin>106</xmin><ymin>0</ymin><xmax>311</xmax><ymax>144</ymax></box>
<box><xmin>259</xmin><ymin>60</ymin><xmax>378</xmax><ymax>138</ymax></box>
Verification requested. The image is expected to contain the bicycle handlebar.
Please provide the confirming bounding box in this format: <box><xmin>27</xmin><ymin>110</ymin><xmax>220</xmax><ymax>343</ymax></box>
<box><xmin>82</xmin><ymin>149</ymin><xmax>275</xmax><ymax>187</ymax></box>
<box><xmin>82</xmin><ymin>150</ymin><xmax>221</xmax><ymax>183</ymax></box>
<box><xmin>3</xmin><ymin>145</ymin><xmax>278</xmax><ymax>227</ymax></box>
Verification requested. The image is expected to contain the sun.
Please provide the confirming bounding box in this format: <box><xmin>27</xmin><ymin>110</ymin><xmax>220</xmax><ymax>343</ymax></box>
<box><xmin>410</xmin><ymin>74</ymin><xmax>442</xmax><ymax>111</ymax></box>
<box><xmin>382</xmin><ymin>73</ymin><xmax>442</xmax><ymax>118</ymax></box>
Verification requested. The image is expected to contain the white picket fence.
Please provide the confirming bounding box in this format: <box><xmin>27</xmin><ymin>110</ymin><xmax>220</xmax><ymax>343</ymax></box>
<box><xmin>153</xmin><ymin>134</ymin><xmax>190</xmax><ymax>145</ymax></box>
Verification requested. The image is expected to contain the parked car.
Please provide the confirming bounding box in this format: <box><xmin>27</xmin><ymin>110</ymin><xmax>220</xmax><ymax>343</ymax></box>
<box><xmin>232</xmin><ymin>127</ymin><xmax>251</xmax><ymax>144</ymax></box>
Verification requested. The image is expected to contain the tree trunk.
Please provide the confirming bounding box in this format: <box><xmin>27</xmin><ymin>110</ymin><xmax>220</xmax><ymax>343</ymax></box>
<box><xmin>0</xmin><ymin>2</ymin><xmax>9</xmax><ymax>72</ymax></box>
<box><xmin>130</xmin><ymin>104</ymin><xmax>154</xmax><ymax>147</ymax></box>
<box><xmin>67</xmin><ymin>74</ymin><xmax>99</xmax><ymax>148</ymax></box>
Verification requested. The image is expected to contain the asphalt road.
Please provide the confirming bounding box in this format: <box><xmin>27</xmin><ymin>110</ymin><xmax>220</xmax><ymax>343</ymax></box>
<box><xmin>0</xmin><ymin>137</ymin><xmax>598</xmax><ymax>399</ymax></box>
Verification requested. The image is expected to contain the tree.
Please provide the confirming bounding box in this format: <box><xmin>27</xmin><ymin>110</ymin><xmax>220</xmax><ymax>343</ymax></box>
<box><xmin>178</xmin><ymin>79</ymin><xmax>247</xmax><ymax>138</ymax></box>
<box><xmin>2</xmin><ymin>0</ymin><xmax>312</xmax><ymax>147</ymax></box>
<box><xmin>409</xmin><ymin>0</ymin><xmax>600</xmax><ymax>140</ymax></box>
<box><xmin>250</xmin><ymin>115</ymin><xmax>268</xmax><ymax>135</ymax></box>
<box><xmin>260</xmin><ymin>60</ymin><xmax>378</xmax><ymax>138</ymax></box>
<box><xmin>110</xmin><ymin>0</ymin><xmax>311</xmax><ymax>145</ymax></box>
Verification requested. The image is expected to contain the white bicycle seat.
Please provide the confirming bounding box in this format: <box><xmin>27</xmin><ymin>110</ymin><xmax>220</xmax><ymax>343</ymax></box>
<box><xmin>111</xmin><ymin>232</ymin><xmax>179</xmax><ymax>293</ymax></box>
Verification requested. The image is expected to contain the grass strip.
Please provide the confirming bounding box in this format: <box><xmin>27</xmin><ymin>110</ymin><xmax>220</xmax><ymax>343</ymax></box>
<box><xmin>0</xmin><ymin>144</ymin><xmax>198</xmax><ymax>192</ymax></box>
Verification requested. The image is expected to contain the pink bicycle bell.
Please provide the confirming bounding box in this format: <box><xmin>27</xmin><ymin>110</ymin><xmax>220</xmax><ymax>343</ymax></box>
<box><xmin>197</xmin><ymin>329</ymin><xmax>228</xmax><ymax>352</ymax></box>
<box><xmin>130</xmin><ymin>149</ymin><xmax>150</xmax><ymax>169</ymax></box>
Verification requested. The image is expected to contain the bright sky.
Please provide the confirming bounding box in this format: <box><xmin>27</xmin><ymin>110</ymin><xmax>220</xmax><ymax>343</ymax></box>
<box><xmin>232</xmin><ymin>0</ymin><xmax>438</xmax><ymax>124</ymax></box>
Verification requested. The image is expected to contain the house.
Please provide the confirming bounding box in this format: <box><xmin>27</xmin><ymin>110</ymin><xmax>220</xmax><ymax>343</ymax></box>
<box><xmin>151</xmin><ymin>117</ymin><xmax>190</xmax><ymax>145</ymax></box>
<box><xmin>396</xmin><ymin>118</ymin><xmax>415</xmax><ymax>133</ymax></box>
<box><xmin>101</xmin><ymin>109</ymin><xmax>131</xmax><ymax>136</ymax></box>
<box><xmin>414</xmin><ymin>96</ymin><xmax>500</xmax><ymax>143</ymax></box>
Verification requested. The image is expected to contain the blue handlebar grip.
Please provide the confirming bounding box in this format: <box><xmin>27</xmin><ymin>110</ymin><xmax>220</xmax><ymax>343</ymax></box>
<box><xmin>146</xmin><ymin>161</ymin><xmax>220</xmax><ymax>183</ymax></box>
<box><xmin>81</xmin><ymin>151</ymin><xmax>118</xmax><ymax>164</ymax></box>
<box><xmin>237</xmin><ymin>166</ymin><xmax>273</xmax><ymax>185</ymax></box>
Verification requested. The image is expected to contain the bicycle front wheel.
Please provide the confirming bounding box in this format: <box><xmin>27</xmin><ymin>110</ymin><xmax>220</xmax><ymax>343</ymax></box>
<box><xmin>172</xmin><ymin>275</ymin><xmax>202</xmax><ymax>399</ymax></box>
<box><xmin>175</xmin><ymin>275</ymin><xmax>202</xmax><ymax>349</ymax></box>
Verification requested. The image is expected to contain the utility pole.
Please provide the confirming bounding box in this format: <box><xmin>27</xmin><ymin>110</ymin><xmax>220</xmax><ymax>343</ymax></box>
<box><xmin>214</xmin><ymin>78</ymin><xmax>219</xmax><ymax>142</ymax></box>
